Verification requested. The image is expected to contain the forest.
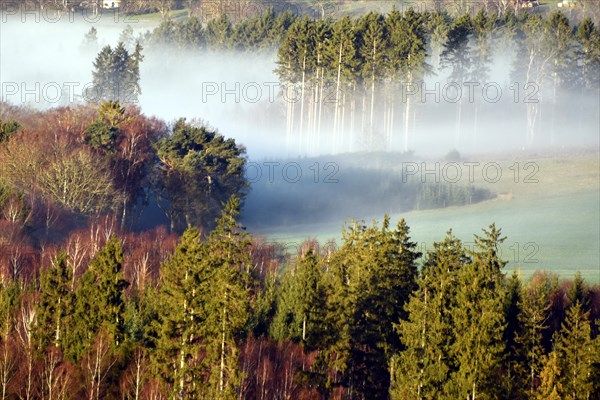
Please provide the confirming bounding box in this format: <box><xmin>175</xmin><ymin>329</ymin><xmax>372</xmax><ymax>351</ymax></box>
<box><xmin>1</xmin><ymin>1</ymin><xmax>599</xmax><ymax>399</ymax></box>
<box><xmin>133</xmin><ymin>3</ymin><xmax>599</xmax><ymax>154</ymax></box>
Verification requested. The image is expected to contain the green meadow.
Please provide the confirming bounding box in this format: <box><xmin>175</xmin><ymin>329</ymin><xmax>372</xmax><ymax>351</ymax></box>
<box><xmin>255</xmin><ymin>152</ymin><xmax>600</xmax><ymax>282</ymax></box>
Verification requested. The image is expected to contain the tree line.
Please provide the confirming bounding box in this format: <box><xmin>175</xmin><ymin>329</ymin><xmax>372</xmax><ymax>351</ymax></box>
<box><xmin>106</xmin><ymin>7</ymin><xmax>599</xmax><ymax>153</ymax></box>
<box><xmin>272</xmin><ymin>9</ymin><xmax>599</xmax><ymax>153</ymax></box>
<box><xmin>0</xmin><ymin>204</ymin><xmax>597</xmax><ymax>399</ymax></box>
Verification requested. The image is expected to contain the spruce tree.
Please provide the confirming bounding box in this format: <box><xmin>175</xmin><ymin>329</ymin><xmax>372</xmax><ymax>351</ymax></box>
<box><xmin>154</xmin><ymin>196</ymin><xmax>253</xmax><ymax>399</ymax></box>
<box><xmin>271</xmin><ymin>249</ymin><xmax>327</xmax><ymax>350</ymax></box>
<box><xmin>441</xmin><ymin>13</ymin><xmax>473</xmax><ymax>148</ymax></box>
<box><xmin>515</xmin><ymin>274</ymin><xmax>552</xmax><ymax>396</ymax></box>
<box><xmin>66</xmin><ymin>236</ymin><xmax>129</xmax><ymax>362</ymax></box>
<box><xmin>356</xmin><ymin>12</ymin><xmax>387</xmax><ymax>148</ymax></box>
<box><xmin>576</xmin><ymin>17</ymin><xmax>600</xmax><ymax>91</ymax></box>
<box><xmin>502</xmin><ymin>271</ymin><xmax>525</xmax><ymax>399</ymax></box>
<box><xmin>534</xmin><ymin>351</ymin><xmax>562</xmax><ymax>400</ymax></box>
<box><xmin>449</xmin><ymin>226</ymin><xmax>507</xmax><ymax>400</ymax></box>
<box><xmin>88</xmin><ymin>42</ymin><xmax>142</xmax><ymax>103</ymax></box>
<box><xmin>555</xmin><ymin>301</ymin><xmax>599</xmax><ymax>400</ymax></box>
<box><xmin>152</xmin><ymin>226</ymin><xmax>206</xmax><ymax>399</ymax></box>
<box><xmin>324</xmin><ymin>217</ymin><xmax>420</xmax><ymax>399</ymax></box>
<box><xmin>201</xmin><ymin>196</ymin><xmax>252</xmax><ymax>399</ymax></box>
<box><xmin>36</xmin><ymin>251</ymin><xmax>74</xmax><ymax>351</ymax></box>
<box><xmin>392</xmin><ymin>230</ymin><xmax>468</xmax><ymax>400</ymax></box>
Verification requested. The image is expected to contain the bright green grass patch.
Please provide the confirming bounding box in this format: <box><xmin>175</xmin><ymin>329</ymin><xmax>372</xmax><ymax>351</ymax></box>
<box><xmin>132</xmin><ymin>8</ymin><xmax>190</xmax><ymax>23</ymax></box>
<box><xmin>257</xmin><ymin>190</ymin><xmax>599</xmax><ymax>282</ymax></box>
<box><xmin>253</xmin><ymin>153</ymin><xmax>600</xmax><ymax>283</ymax></box>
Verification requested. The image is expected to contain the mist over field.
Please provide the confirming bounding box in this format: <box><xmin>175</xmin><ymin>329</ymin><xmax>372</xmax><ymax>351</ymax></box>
<box><xmin>2</xmin><ymin>11</ymin><xmax>598</xmax><ymax>160</ymax></box>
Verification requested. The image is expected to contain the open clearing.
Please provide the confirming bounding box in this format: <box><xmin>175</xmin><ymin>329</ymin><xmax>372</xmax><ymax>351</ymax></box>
<box><xmin>252</xmin><ymin>152</ymin><xmax>600</xmax><ymax>282</ymax></box>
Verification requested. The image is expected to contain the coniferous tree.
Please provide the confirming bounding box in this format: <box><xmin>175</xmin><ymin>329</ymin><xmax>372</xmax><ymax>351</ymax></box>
<box><xmin>576</xmin><ymin>17</ymin><xmax>600</xmax><ymax>91</ymax></box>
<box><xmin>36</xmin><ymin>251</ymin><xmax>74</xmax><ymax>352</ymax></box>
<box><xmin>534</xmin><ymin>351</ymin><xmax>562</xmax><ymax>400</ymax></box>
<box><xmin>449</xmin><ymin>224</ymin><xmax>507</xmax><ymax>400</ymax></box>
<box><xmin>325</xmin><ymin>16</ymin><xmax>357</xmax><ymax>150</ymax></box>
<box><xmin>152</xmin><ymin>227</ymin><xmax>206</xmax><ymax>399</ymax></box>
<box><xmin>85</xmin><ymin>101</ymin><xmax>126</xmax><ymax>156</ymax></box>
<box><xmin>502</xmin><ymin>271</ymin><xmax>525</xmax><ymax>399</ymax></box>
<box><xmin>356</xmin><ymin>12</ymin><xmax>387</xmax><ymax>149</ymax></box>
<box><xmin>555</xmin><ymin>301</ymin><xmax>599</xmax><ymax>400</ymax></box>
<box><xmin>66</xmin><ymin>236</ymin><xmax>129</xmax><ymax>362</ymax></box>
<box><xmin>324</xmin><ymin>217</ymin><xmax>420</xmax><ymax>399</ymax></box>
<box><xmin>153</xmin><ymin>119</ymin><xmax>247</xmax><ymax>232</ymax></box>
<box><xmin>201</xmin><ymin>196</ymin><xmax>253</xmax><ymax>398</ymax></box>
<box><xmin>391</xmin><ymin>230</ymin><xmax>469</xmax><ymax>399</ymax></box>
<box><xmin>544</xmin><ymin>12</ymin><xmax>574</xmax><ymax>145</ymax></box>
<box><xmin>469</xmin><ymin>10</ymin><xmax>496</xmax><ymax>148</ymax></box>
<box><xmin>386</xmin><ymin>7</ymin><xmax>428</xmax><ymax>151</ymax></box>
<box><xmin>271</xmin><ymin>249</ymin><xmax>327</xmax><ymax>350</ymax></box>
<box><xmin>88</xmin><ymin>42</ymin><xmax>142</xmax><ymax>103</ymax></box>
<box><xmin>205</xmin><ymin>14</ymin><xmax>232</xmax><ymax>49</ymax></box>
<box><xmin>568</xmin><ymin>271</ymin><xmax>590</xmax><ymax>311</ymax></box>
<box><xmin>441</xmin><ymin>13</ymin><xmax>473</xmax><ymax>148</ymax></box>
<box><xmin>0</xmin><ymin>118</ymin><xmax>20</xmax><ymax>144</ymax></box>
<box><xmin>515</xmin><ymin>274</ymin><xmax>553</xmax><ymax>397</ymax></box>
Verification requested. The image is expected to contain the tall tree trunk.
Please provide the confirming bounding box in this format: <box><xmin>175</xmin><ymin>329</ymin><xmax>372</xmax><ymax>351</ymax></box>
<box><xmin>333</xmin><ymin>42</ymin><xmax>343</xmax><ymax>153</ymax></box>
<box><xmin>455</xmin><ymin>98</ymin><xmax>463</xmax><ymax>149</ymax></box>
<box><xmin>472</xmin><ymin>100</ymin><xmax>479</xmax><ymax>151</ymax></box>
<box><xmin>300</xmin><ymin>54</ymin><xmax>307</xmax><ymax>153</ymax></box>
<box><xmin>302</xmin><ymin>316</ymin><xmax>306</xmax><ymax>342</ymax></box>
<box><xmin>404</xmin><ymin>93</ymin><xmax>411</xmax><ymax>152</ymax></box>
<box><xmin>318</xmin><ymin>67</ymin><xmax>324</xmax><ymax>148</ymax></box>
<box><xmin>341</xmin><ymin>88</ymin><xmax>347</xmax><ymax>151</ymax></box>
<box><xmin>369</xmin><ymin>37</ymin><xmax>377</xmax><ymax>147</ymax></box>
<box><xmin>370</xmin><ymin>76</ymin><xmax>375</xmax><ymax>147</ymax></box>
<box><xmin>219</xmin><ymin>304</ymin><xmax>226</xmax><ymax>395</ymax></box>
<box><xmin>350</xmin><ymin>83</ymin><xmax>356</xmax><ymax>151</ymax></box>
<box><xmin>312</xmin><ymin>64</ymin><xmax>320</xmax><ymax>153</ymax></box>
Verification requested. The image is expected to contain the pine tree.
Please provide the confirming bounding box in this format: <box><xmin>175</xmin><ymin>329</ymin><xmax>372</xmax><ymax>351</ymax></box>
<box><xmin>201</xmin><ymin>196</ymin><xmax>252</xmax><ymax>399</ymax></box>
<box><xmin>391</xmin><ymin>230</ymin><xmax>468</xmax><ymax>399</ymax></box>
<box><xmin>534</xmin><ymin>351</ymin><xmax>562</xmax><ymax>400</ymax></box>
<box><xmin>443</xmin><ymin>225</ymin><xmax>506</xmax><ymax>400</ymax></box>
<box><xmin>36</xmin><ymin>251</ymin><xmax>74</xmax><ymax>351</ymax></box>
<box><xmin>515</xmin><ymin>274</ymin><xmax>552</xmax><ymax>396</ymax></box>
<box><xmin>441</xmin><ymin>13</ymin><xmax>472</xmax><ymax>148</ymax></box>
<box><xmin>271</xmin><ymin>249</ymin><xmax>327</xmax><ymax>350</ymax></box>
<box><xmin>502</xmin><ymin>271</ymin><xmax>525</xmax><ymax>399</ymax></box>
<box><xmin>555</xmin><ymin>301</ymin><xmax>599</xmax><ymax>400</ymax></box>
<box><xmin>324</xmin><ymin>217</ymin><xmax>420</xmax><ymax>399</ymax></box>
<box><xmin>152</xmin><ymin>226</ymin><xmax>206</xmax><ymax>399</ymax></box>
<box><xmin>66</xmin><ymin>236</ymin><xmax>129</xmax><ymax>362</ymax></box>
<box><xmin>152</xmin><ymin>118</ymin><xmax>248</xmax><ymax>232</ymax></box>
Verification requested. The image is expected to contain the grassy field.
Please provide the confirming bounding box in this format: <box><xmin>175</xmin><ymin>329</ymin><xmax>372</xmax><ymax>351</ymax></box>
<box><xmin>251</xmin><ymin>152</ymin><xmax>600</xmax><ymax>283</ymax></box>
<box><xmin>124</xmin><ymin>0</ymin><xmax>587</xmax><ymax>22</ymax></box>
